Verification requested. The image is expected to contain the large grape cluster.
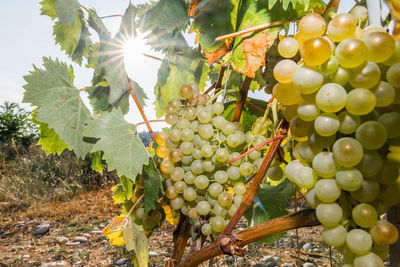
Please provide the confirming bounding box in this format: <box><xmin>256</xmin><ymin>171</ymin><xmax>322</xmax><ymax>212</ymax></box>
<box><xmin>274</xmin><ymin>8</ymin><xmax>400</xmax><ymax>266</ymax></box>
<box><xmin>154</xmin><ymin>84</ymin><xmax>282</xmax><ymax>237</ymax></box>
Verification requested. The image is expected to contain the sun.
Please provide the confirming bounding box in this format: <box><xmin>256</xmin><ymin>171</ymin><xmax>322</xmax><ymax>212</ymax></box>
<box><xmin>123</xmin><ymin>35</ymin><xmax>150</xmax><ymax>79</ymax></box>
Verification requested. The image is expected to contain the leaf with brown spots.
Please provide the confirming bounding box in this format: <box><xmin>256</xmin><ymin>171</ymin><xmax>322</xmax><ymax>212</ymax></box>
<box><xmin>225</xmin><ymin>0</ymin><xmax>326</xmax><ymax>78</ymax></box>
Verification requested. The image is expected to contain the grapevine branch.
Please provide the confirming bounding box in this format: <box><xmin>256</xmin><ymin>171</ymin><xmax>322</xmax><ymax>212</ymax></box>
<box><xmin>213</xmin><ymin>66</ymin><xmax>227</xmax><ymax>95</ymax></box>
<box><xmin>203</xmin><ymin>82</ymin><xmax>216</xmax><ymax>95</ymax></box>
<box><xmin>135</xmin><ymin>119</ymin><xmax>165</xmax><ymax>126</ymax></box>
<box><xmin>222</xmin><ymin>119</ymin><xmax>289</xmax><ymax>237</ymax></box>
<box><xmin>177</xmin><ymin>209</ymin><xmax>319</xmax><ymax>267</ymax></box>
<box><xmin>127</xmin><ymin>78</ymin><xmax>156</xmax><ymax>141</ymax></box>
<box><xmin>232</xmin><ymin>76</ymin><xmax>252</xmax><ymax>122</ymax></box>
<box><xmin>326</xmin><ymin>0</ymin><xmax>341</xmax><ymax>11</ymax></box>
<box><xmin>216</xmin><ymin>20</ymin><xmax>293</xmax><ymax>41</ymax></box>
<box><xmin>245</xmin><ymin>101</ymin><xmax>266</xmax><ymax>113</ymax></box>
<box><xmin>170</xmin><ymin>215</ymin><xmax>192</xmax><ymax>264</ymax></box>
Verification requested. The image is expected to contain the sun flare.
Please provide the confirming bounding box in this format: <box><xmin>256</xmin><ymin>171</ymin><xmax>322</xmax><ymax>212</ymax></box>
<box><xmin>123</xmin><ymin>35</ymin><xmax>151</xmax><ymax>80</ymax></box>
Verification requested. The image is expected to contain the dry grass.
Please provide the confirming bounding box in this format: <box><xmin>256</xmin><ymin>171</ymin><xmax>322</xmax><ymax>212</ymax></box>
<box><xmin>13</xmin><ymin>186</ymin><xmax>119</xmax><ymax>222</ymax></box>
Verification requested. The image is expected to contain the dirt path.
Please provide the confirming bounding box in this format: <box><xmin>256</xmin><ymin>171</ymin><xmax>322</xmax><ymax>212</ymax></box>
<box><xmin>0</xmin><ymin>188</ymin><xmax>340</xmax><ymax>267</ymax></box>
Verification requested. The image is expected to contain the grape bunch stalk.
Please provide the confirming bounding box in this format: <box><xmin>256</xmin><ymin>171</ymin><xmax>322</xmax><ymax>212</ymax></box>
<box><xmin>273</xmin><ymin>7</ymin><xmax>400</xmax><ymax>267</ymax></box>
<box><xmin>151</xmin><ymin>83</ymin><xmax>284</xmax><ymax>238</ymax></box>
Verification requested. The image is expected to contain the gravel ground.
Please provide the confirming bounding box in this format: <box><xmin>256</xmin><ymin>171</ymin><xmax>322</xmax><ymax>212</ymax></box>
<box><xmin>0</xmin><ymin>188</ymin><xmax>343</xmax><ymax>267</ymax></box>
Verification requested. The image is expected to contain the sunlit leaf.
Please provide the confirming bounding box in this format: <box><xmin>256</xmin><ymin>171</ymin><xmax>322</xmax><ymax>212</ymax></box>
<box><xmin>40</xmin><ymin>0</ymin><xmax>57</xmax><ymax>20</ymax></box>
<box><xmin>23</xmin><ymin>58</ymin><xmax>92</xmax><ymax>158</ymax></box>
<box><xmin>32</xmin><ymin>110</ymin><xmax>70</xmax><ymax>155</ymax></box>
<box><xmin>112</xmin><ymin>176</ymin><xmax>135</xmax><ymax>204</ymax></box>
<box><xmin>123</xmin><ymin>219</ymin><xmax>149</xmax><ymax>267</ymax></box>
<box><xmin>54</xmin><ymin>0</ymin><xmax>80</xmax><ymax>25</ymax></box>
<box><xmin>83</xmin><ymin>108</ymin><xmax>149</xmax><ymax>181</ymax></box>
<box><xmin>140</xmin><ymin>0</ymin><xmax>189</xmax><ymax>32</ymax></box>
<box><xmin>91</xmin><ymin>151</ymin><xmax>106</xmax><ymax>173</ymax></box>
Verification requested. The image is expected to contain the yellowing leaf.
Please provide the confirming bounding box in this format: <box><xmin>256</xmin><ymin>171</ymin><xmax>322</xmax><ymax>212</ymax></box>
<box><xmin>386</xmin><ymin>0</ymin><xmax>400</xmax><ymax>21</ymax></box>
<box><xmin>102</xmin><ymin>217</ymin><xmax>128</xmax><ymax>247</ymax></box>
<box><xmin>162</xmin><ymin>205</ymin><xmax>180</xmax><ymax>225</ymax></box>
<box><xmin>123</xmin><ymin>219</ymin><xmax>149</xmax><ymax>267</ymax></box>
<box><xmin>226</xmin><ymin>186</ymin><xmax>235</xmax><ymax>196</ymax></box>
<box><xmin>109</xmin><ymin>216</ymin><xmax>129</xmax><ymax>232</ymax></box>
<box><xmin>388</xmin><ymin>146</ymin><xmax>400</xmax><ymax>164</ymax></box>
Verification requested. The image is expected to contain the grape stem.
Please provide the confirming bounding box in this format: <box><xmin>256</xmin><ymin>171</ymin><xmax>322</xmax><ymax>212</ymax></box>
<box><xmin>225</xmin><ymin>135</ymin><xmax>286</xmax><ymax>165</ymax></box>
<box><xmin>176</xmin><ymin>208</ymin><xmax>319</xmax><ymax>267</ymax></box>
<box><xmin>222</xmin><ymin>119</ymin><xmax>289</xmax><ymax>236</ymax></box>
<box><xmin>232</xmin><ymin>76</ymin><xmax>252</xmax><ymax>122</ymax></box>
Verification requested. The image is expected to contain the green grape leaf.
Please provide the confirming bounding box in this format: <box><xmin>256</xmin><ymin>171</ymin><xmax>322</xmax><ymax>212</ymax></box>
<box><xmin>88</xmin><ymin>9</ymin><xmax>110</xmax><ymax>37</ymax></box>
<box><xmin>140</xmin><ymin>0</ymin><xmax>189</xmax><ymax>32</ymax></box>
<box><xmin>40</xmin><ymin>0</ymin><xmax>57</xmax><ymax>20</ymax></box>
<box><xmin>154</xmin><ymin>48</ymin><xmax>210</xmax><ymax>117</ymax></box>
<box><xmin>268</xmin><ymin>0</ymin><xmax>279</xmax><ymax>9</ymax></box>
<box><xmin>23</xmin><ymin>57</ymin><xmax>92</xmax><ymax>158</ymax></box>
<box><xmin>32</xmin><ymin>110</ymin><xmax>70</xmax><ymax>155</ymax></box>
<box><xmin>91</xmin><ymin>151</ymin><xmax>106</xmax><ymax>173</ymax></box>
<box><xmin>86</xmin><ymin>81</ymin><xmax>129</xmax><ymax>114</ymax></box>
<box><xmin>83</xmin><ymin>108</ymin><xmax>149</xmax><ymax>181</ymax></box>
<box><xmin>144</xmin><ymin>28</ymin><xmax>188</xmax><ymax>52</ymax></box>
<box><xmin>112</xmin><ymin>176</ymin><xmax>135</xmax><ymax>204</ymax></box>
<box><xmin>116</xmin><ymin>3</ymin><xmax>136</xmax><ymax>40</ymax></box>
<box><xmin>244</xmin><ymin>179</ymin><xmax>294</xmax><ymax>245</ymax></box>
<box><xmin>86</xmin><ymin>83</ymin><xmax>112</xmax><ymax>112</ymax></box>
<box><xmin>53</xmin><ymin>11</ymin><xmax>83</xmax><ymax>61</ymax></box>
<box><xmin>86</xmin><ymin>42</ymin><xmax>100</xmax><ymax>69</ymax></box>
<box><xmin>129</xmin><ymin>79</ymin><xmax>148</xmax><ymax>108</ymax></box>
<box><xmin>89</xmin><ymin>9</ymin><xmax>129</xmax><ymax>107</ymax></box>
<box><xmin>54</xmin><ymin>0</ymin><xmax>80</xmax><ymax>25</ymax></box>
<box><xmin>143</xmin><ymin>159</ymin><xmax>162</xmax><ymax>213</ymax></box>
<box><xmin>123</xmin><ymin>219</ymin><xmax>149</xmax><ymax>267</ymax></box>
<box><xmin>189</xmin><ymin>0</ymin><xmax>240</xmax><ymax>64</ymax></box>
<box><xmin>71</xmin><ymin>22</ymin><xmax>92</xmax><ymax>65</ymax></box>
<box><xmin>222</xmin><ymin>98</ymin><xmax>266</xmax><ymax>132</ymax></box>
<box><xmin>269</xmin><ymin>0</ymin><xmax>321</xmax><ymax>11</ymax></box>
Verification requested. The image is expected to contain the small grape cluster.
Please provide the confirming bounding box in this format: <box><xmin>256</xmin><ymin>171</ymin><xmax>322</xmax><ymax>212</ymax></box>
<box><xmin>273</xmin><ymin>7</ymin><xmax>400</xmax><ymax>266</ymax></box>
<box><xmin>154</xmin><ymin>84</ymin><xmax>281</xmax><ymax>237</ymax></box>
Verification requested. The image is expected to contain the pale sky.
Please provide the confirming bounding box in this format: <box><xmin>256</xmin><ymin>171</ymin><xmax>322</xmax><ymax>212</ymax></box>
<box><xmin>0</xmin><ymin>1</ymin><xmax>355</xmax><ymax>131</ymax></box>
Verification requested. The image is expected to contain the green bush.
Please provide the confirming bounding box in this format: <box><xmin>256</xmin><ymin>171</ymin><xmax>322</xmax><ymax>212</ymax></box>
<box><xmin>0</xmin><ymin>144</ymin><xmax>118</xmax><ymax>204</ymax></box>
<box><xmin>0</xmin><ymin>102</ymin><xmax>38</xmax><ymax>146</ymax></box>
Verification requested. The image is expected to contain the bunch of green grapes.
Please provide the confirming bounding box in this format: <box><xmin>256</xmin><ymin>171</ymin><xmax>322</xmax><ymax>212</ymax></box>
<box><xmin>154</xmin><ymin>84</ymin><xmax>284</xmax><ymax>237</ymax></box>
<box><xmin>274</xmin><ymin>8</ymin><xmax>400</xmax><ymax>267</ymax></box>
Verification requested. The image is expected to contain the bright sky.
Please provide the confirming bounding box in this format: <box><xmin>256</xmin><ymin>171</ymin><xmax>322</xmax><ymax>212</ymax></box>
<box><xmin>0</xmin><ymin>1</ymin><xmax>355</xmax><ymax>131</ymax></box>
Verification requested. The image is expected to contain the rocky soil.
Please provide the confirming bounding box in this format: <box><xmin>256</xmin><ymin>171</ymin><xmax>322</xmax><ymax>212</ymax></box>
<box><xmin>0</xmin><ymin>188</ymin><xmax>344</xmax><ymax>267</ymax></box>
